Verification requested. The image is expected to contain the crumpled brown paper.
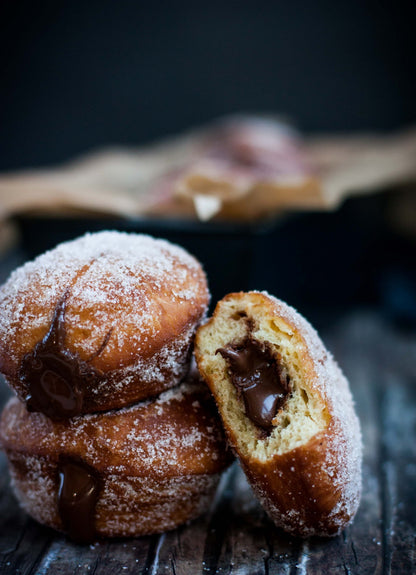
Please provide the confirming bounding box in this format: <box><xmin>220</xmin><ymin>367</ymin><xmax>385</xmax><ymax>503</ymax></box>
<box><xmin>0</xmin><ymin>116</ymin><xmax>415</xmax><ymax>225</ymax></box>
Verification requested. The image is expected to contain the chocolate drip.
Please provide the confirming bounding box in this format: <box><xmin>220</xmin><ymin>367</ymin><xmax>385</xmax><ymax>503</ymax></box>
<box><xmin>18</xmin><ymin>291</ymin><xmax>110</xmax><ymax>419</ymax></box>
<box><xmin>217</xmin><ymin>336</ymin><xmax>290</xmax><ymax>432</ymax></box>
<box><xmin>58</xmin><ymin>456</ymin><xmax>100</xmax><ymax>543</ymax></box>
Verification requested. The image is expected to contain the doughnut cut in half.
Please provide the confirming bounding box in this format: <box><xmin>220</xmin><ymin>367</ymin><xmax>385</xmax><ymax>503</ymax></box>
<box><xmin>195</xmin><ymin>291</ymin><xmax>362</xmax><ymax>537</ymax></box>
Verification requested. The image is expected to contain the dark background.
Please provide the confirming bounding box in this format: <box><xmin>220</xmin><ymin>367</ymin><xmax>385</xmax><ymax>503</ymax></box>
<box><xmin>0</xmin><ymin>0</ymin><xmax>415</xmax><ymax>321</ymax></box>
<box><xmin>0</xmin><ymin>0</ymin><xmax>415</xmax><ymax>171</ymax></box>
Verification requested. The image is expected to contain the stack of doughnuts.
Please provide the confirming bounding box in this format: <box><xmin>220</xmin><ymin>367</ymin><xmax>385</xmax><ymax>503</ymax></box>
<box><xmin>0</xmin><ymin>231</ymin><xmax>232</xmax><ymax>542</ymax></box>
<box><xmin>0</xmin><ymin>232</ymin><xmax>362</xmax><ymax>543</ymax></box>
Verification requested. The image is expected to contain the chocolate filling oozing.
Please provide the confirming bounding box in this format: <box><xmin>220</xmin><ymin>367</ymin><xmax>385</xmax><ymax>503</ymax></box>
<box><xmin>58</xmin><ymin>456</ymin><xmax>101</xmax><ymax>543</ymax></box>
<box><xmin>217</xmin><ymin>336</ymin><xmax>290</xmax><ymax>433</ymax></box>
<box><xmin>18</xmin><ymin>291</ymin><xmax>112</xmax><ymax>420</ymax></box>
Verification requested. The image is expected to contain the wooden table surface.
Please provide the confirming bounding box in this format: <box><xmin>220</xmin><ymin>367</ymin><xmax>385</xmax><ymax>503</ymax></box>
<box><xmin>0</xmin><ymin>255</ymin><xmax>414</xmax><ymax>574</ymax></box>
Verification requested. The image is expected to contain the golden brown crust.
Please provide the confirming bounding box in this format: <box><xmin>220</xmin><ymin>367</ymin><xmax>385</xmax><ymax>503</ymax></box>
<box><xmin>195</xmin><ymin>291</ymin><xmax>362</xmax><ymax>537</ymax></box>
<box><xmin>240</xmin><ymin>419</ymin><xmax>356</xmax><ymax>536</ymax></box>
<box><xmin>6</xmin><ymin>450</ymin><xmax>223</xmax><ymax>537</ymax></box>
<box><xmin>0</xmin><ymin>231</ymin><xmax>210</xmax><ymax>415</ymax></box>
<box><xmin>0</xmin><ymin>380</ymin><xmax>232</xmax><ymax>538</ymax></box>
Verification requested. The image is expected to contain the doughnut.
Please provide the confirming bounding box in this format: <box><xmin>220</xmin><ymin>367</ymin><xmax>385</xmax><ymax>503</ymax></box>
<box><xmin>194</xmin><ymin>291</ymin><xmax>362</xmax><ymax>537</ymax></box>
<box><xmin>0</xmin><ymin>377</ymin><xmax>232</xmax><ymax>541</ymax></box>
<box><xmin>0</xmin><ymin>231</ymin><xmax>209</xmax><ymax>418</ymax></box>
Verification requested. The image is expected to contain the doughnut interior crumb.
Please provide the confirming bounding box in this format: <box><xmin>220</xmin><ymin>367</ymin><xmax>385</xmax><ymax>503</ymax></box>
<box><xmin>196</xmin><ymin>293</ymin><xmax>330</xmax><ymax>462</ymax></box>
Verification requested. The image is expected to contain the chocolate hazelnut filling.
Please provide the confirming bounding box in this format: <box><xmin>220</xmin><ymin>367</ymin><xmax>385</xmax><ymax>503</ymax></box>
<box><xmin>58</xmin><ymin>456</ymin><xmax>101</xmax><ymax>543</ymax></box>
<box><xmin>18</xmin><ymin>291</ymin><xmax>111</xmax><ymax>420</ymax></box>
<box><xmin>217</xmin><ymin>336</ymin><xmax>290</xmax><ymax>432</ymax></box>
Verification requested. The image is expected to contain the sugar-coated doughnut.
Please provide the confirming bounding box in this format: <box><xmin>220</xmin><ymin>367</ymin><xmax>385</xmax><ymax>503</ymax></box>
<box><xmin>0</xmin><ymin>377</ymin><xmax>232</xmax><ymax>541</ymax></box>
<box><xmin>0</xmin><ymin>231</ymin><xmax>209</xmax><ymax>418</ymax></box>
<box><xmin>195</xmin><ymin>291</ymin><xmax>362</xmax><ymax>537</ymax></box>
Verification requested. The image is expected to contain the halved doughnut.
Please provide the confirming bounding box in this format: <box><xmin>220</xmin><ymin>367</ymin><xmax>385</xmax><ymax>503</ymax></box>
<box><xmin>195</xmin><ymin>291</ymin><xmax>362</xmax><ymax>537</ymax></box>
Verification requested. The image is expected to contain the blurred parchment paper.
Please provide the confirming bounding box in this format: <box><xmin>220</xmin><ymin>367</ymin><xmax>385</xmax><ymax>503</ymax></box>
<box><xmin>0</xmin><ymin>116</ymin><xmax>415</xmax><ymax>225</ymax></box>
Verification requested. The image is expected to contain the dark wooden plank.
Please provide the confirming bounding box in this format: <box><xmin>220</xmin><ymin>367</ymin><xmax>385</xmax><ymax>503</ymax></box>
<box><xmin>379</xmin><ymin>377</ymin><xmax>416</xmax><ymax>574</ymax></box>
<box><xmin>35</xmin><ymin>535</ymin><xmax>160</xmax><ymax>575</ymax></box>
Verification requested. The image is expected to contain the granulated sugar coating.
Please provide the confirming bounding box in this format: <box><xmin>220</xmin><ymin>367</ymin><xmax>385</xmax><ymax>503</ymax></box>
<box><xmin>0</xmin><ymin>231</ymin><xmax>210</xmax><ymax>415</ymax></box>
<box><xmin>250</xmin><ymin>293</ymin><xmax>362</xmax><ymax>537</ymax></box>
<box><xmin>0</xmin><ymin>380</ymin><xmax>232</xmax><ymax>538</ymax></box>
<box><xmin>0</xmin><ymin>381</ymin><xmax>229</xmax><ymax>476</ymax></box>
<box><xmin>195</xmin><ymin>290</ymin><xmax>362</xmax><ymax>537</ymax></box>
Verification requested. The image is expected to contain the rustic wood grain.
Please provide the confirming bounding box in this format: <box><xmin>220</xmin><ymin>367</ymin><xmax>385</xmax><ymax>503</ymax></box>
<box><xmin>0</xmin><ymin>310</ymin><xmax>415</xmax><ymax>574</ymax></box>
